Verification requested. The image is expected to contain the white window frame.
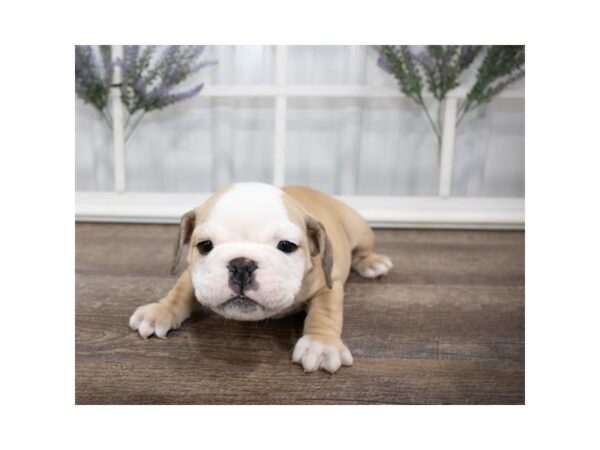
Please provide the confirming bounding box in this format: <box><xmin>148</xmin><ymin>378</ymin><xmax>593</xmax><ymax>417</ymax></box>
<box><xmin>75</xmin><ymin>45</ymin><xmax>525</xmax><ymax>229</ymax></box>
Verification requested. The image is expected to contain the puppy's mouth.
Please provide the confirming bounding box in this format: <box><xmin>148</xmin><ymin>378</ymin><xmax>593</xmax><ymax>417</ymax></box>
<box><xmin>220</xmin><ymin>295</ymin><xmax>263</xmax><ymax>313</ymax></box>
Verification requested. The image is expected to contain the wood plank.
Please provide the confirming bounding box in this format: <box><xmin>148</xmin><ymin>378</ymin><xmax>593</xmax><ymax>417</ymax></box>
<box><xmin>76</xmin><ymin>224</ymin><xmax>524</xmax><ymax>404</ymax></box>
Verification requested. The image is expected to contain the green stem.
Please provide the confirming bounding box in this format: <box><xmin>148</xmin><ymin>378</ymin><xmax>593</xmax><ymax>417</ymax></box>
<box><xmin>105</xmin><ymin>106</ymin><xmax>113</xmax><ymax>123</ymax></box>
<box><xmin>99</xmin><ymin>109</ymin><xmax>113</xmax><ymax>130</ymax></box>
<box><xmin>418</xmin><ymin>98</ymin><xmax>441</xmax><ymax>145</ymax></box>
<box><xmin>437</xmin><ymin>98</ymin><xmax>445</xmax><ymax>136</ymax></box>
<box><xmin>124</xmin><ymin>104</ymin><xmax>143</xmax><ymax>129</ymax></box>
<box><xmin>437</xmin><ymin>98</ymin><xmax>447</xmax><ymax>159</ymax></box>
<box><xmin>125</xmin><ymin>111</ymin><xmax>146</xmax><ymax>141</ymax></box>
<box><xmin>456</xmin><ymin>99</ymin><xmax>473</xmax><ymax>127</ymax></box>
<box><xmin>456</xmin><ymin>106</ymin><xmax>469</xmax><ymax>127</ymax></box>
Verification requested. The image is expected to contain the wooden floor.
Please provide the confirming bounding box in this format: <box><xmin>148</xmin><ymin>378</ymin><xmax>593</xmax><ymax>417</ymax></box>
<box><xmin>76</xmin><ymin>223</ymin><xmax>524</xmax><ymax>404</ymax></box>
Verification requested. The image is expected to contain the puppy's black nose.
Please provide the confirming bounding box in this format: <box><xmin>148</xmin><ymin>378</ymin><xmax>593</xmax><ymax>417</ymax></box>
<box><xmin>228</xmin><ymin>257</ymin><xmax>258</xmax><ymax>293</ymax></box>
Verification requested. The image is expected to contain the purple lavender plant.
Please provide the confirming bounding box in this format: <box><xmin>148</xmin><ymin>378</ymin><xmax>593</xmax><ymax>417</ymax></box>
<box><xmin>75</xmin><ymin>45</ymin><xmax>217</xmax><ymax>140</ymax></box>
<box><xmin>376</xmin><ymin>45</ymin><xmax>524</xmax><ymax>150</ymax></box>
<box><xmin>75</xmin><ymin>45</ymin><xmax>113</xmax><ymax>128</ymax></box>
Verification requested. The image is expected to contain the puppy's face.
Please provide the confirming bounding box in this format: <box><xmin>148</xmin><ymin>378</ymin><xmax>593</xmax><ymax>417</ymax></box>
<box><xmin>173</xmin><ymin>183</ymin><xmax>330</xmax><ymax>321</ymax></box>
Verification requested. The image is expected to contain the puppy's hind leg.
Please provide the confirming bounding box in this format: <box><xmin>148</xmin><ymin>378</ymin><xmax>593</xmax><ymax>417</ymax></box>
<box><xmin>350</xmin><ymin>226</ymin><xmax>393</xmax><ymax>279</ymax></box>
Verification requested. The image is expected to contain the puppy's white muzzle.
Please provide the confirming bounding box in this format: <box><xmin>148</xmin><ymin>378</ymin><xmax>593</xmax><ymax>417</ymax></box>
<box><xmin>191</xmin><ymin>242</ymin><xmax>304</xmax><ymax>321</ymax></box>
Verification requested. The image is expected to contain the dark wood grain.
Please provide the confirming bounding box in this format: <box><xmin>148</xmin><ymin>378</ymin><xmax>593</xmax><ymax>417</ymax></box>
<box><xmin>76</xmin><ymin>224</ymin><xmax>524</xmax><ymax>404</ymax></box>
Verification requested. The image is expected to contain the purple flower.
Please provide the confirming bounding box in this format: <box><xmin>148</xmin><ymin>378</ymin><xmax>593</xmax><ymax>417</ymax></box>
<box><xmin>75</xmin><ymin>45</ymin><xmax>111</xmax><ymax>111</ymax></box>
<box><xmin>459</xmin><ymin>45</ymin><xmax>474</xmax><ymax>67</ymax></box>
<box><xmin>103</xmin><ymin>62</ymin><xmax>114</xmax><ymax>83</ymax></box>
<box><xmin>124</xmin><ymin>45</ymin><xmax>140</xmax><ymax>67</ymax></box>
<box><xmin>155</xmin><ymin>45</ymin><xmax>180</xmax><ymax>69</ymax></box>
<box><xmin>377</xmin><ymin>53</ymin><xmax>391</xmax><ymax>72</ymax></box>
<box><xmin>148</xmin><ymin>84</ymin><xmax>169</xmax><ymax>101</ymax></box>
<box><xmin>458</xmin><ymin>45</ymin><xmax>482</xmax><ymax>70</ymax></box>
<box><xmin>172</xmin><ymin>83</ymin><xmax>204</xmax><ymax>102</ymax></box>
<box><xmin>120</xmin><ymin>46</ymin><xmax>142</xmax><ymax>80</ymax></box>
<box><xmin>415</xmin><ymin>51</ymin><xmax>435</xmax><ymax>71</ymax></box>
<box><xmin>133</xmin><ymin>78</ymin><xmax>146</xmax><ymax>95</ymax></box>
<box><xmin>80</xmin><ymin>45</ymin><xmax>216</xmax><ymax>118</ymax></box>
<box><xmin>189</xmin><ymin>45</ymin><xmax>205</xmax><ymax>59</ymax></box>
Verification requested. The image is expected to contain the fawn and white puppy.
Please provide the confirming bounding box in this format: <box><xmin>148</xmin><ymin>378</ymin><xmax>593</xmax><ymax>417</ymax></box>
<box><xmin>129</xmin><ymin>183</ymin><xmax>392</xmax><ymax>373</ymax></box>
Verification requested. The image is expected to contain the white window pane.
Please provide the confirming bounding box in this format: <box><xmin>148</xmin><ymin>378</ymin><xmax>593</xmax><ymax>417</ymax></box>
<box><xmin>453</xmin><ymin>99</ymin><xmax>525</xmax><ymax>197</ymax></box>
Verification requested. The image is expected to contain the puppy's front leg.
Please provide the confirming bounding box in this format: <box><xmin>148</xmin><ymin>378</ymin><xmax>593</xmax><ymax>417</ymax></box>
<box><xmin>292</xmin><ymin>282</ymin><xmax>353</xmax><ymax>373</ymax></box>
<box><xmin>129</xmin><ymin>269</ymin><xmax>199</xmax><ymax>339</ymax></box>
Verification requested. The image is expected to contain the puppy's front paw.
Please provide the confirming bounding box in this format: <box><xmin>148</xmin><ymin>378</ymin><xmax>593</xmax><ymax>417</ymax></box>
<box><xmin>292</xmin><ymin>335</ymin><xmax>353</xmax><ymax>373</ymax></box>
<box><xmin>129</xmin><ymin>302</ymin><xmax>181</xmax><ymax>339</ymax></box>
<box><xmin>353</xmin><ymin>253</ymin><xmax>393</xmax><ymax>278</ymax></box>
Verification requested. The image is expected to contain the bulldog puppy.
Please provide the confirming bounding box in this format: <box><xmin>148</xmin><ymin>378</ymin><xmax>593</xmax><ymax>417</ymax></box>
<box><xmin>129</xmin><ymin>183</ymin><xmax>392</xmax><ymax>373</ymax></box>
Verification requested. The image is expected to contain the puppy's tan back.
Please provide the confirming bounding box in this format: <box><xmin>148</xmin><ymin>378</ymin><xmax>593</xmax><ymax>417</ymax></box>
<box><xmin>283</xmin><ymin>185</ymin><xmax>373</xmax><ymax>252</ymax></box>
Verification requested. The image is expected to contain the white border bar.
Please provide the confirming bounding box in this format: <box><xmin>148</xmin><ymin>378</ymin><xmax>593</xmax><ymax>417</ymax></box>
<box><xmin>110</xmin><ymin>45</ymin><xmax>126</xmax><ymax>193</ymax></box>
<box><xmin>438</xmin><ymin>97</ymin><xmax>458</xmax><ymax>197</ymax></box>
<box><xmin>75</xmin><ymin>192</ymin><xmax>524</xmax><ymax>230</ymax></box>
<box><xmin>273</xmin><ymin>46</ymin><xmax>288</xmax><ymax>186</ymax></box>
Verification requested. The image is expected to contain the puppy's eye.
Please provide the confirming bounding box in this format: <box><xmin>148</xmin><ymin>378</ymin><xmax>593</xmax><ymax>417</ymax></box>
<box><xmin>277</xmin><ymin>240</ymin><xmax>298</xmax><ymax>253</ymax></box>
<box><xmin>197</xmin><ymin>240</ymin><xmax>214</xmax><ymax>255</ymax></box>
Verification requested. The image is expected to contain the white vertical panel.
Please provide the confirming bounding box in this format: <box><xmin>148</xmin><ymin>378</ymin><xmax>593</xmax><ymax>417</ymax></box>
<box><xmin>438</xmin><ymin>97</ymin><xmax>458</xmax><ymax>197</ymax></box>
<box><xmin>211</xmin><ymin>46</ymin><xmax>234</xmax><ymax>190</ymax></box>
<box><xmin>273</xmin><ymin>45</ymin><xmax>287</xmax><ymax>187</ymax></box>
<box><xmin>111</xmin><ymin>45</ymin><xmax>126</xmax><ymax>193</ymax></box>
<box><xmin>336</xmin><ymin>46</ymin><xmax>366</xmax><ymax>195</ymax></box>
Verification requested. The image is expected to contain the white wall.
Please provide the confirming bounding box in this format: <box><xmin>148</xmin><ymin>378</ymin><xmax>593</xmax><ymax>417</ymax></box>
<box><xmin>75</xmin><ymin>45</ymin><xmax>525</xmax><ymax>197</ymax></box>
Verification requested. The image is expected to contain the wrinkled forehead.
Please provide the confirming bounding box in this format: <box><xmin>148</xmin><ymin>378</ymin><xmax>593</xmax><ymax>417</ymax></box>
<box><xmin>200</xmin><ymin>183</ymin><xmax>302</xmax><ymax>243</ymax></box>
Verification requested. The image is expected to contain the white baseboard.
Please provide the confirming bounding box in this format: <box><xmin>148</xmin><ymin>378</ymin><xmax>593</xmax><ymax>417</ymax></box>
<box><xmin>75</xmin><ymin>192</ymin><xmax>524</xmax><ymax>230</ymax></box>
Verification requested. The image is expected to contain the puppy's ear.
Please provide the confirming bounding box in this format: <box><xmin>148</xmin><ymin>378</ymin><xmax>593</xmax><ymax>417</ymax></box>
<box><xmin>171</xmin><ymin>209</ymin><xmax>196</xmax><ymax>275</ymax></box>
<box><xmin>305</xmin><ymin>216</ymin><xmax>333</xmax><ymax>289</ymax></box>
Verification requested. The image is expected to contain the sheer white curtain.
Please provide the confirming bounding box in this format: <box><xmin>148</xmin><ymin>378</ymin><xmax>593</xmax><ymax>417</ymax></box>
<box><xmin>75</xmin><ymin>45</ymin><xmax>524</xmax><ymax>197</ymax></box>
